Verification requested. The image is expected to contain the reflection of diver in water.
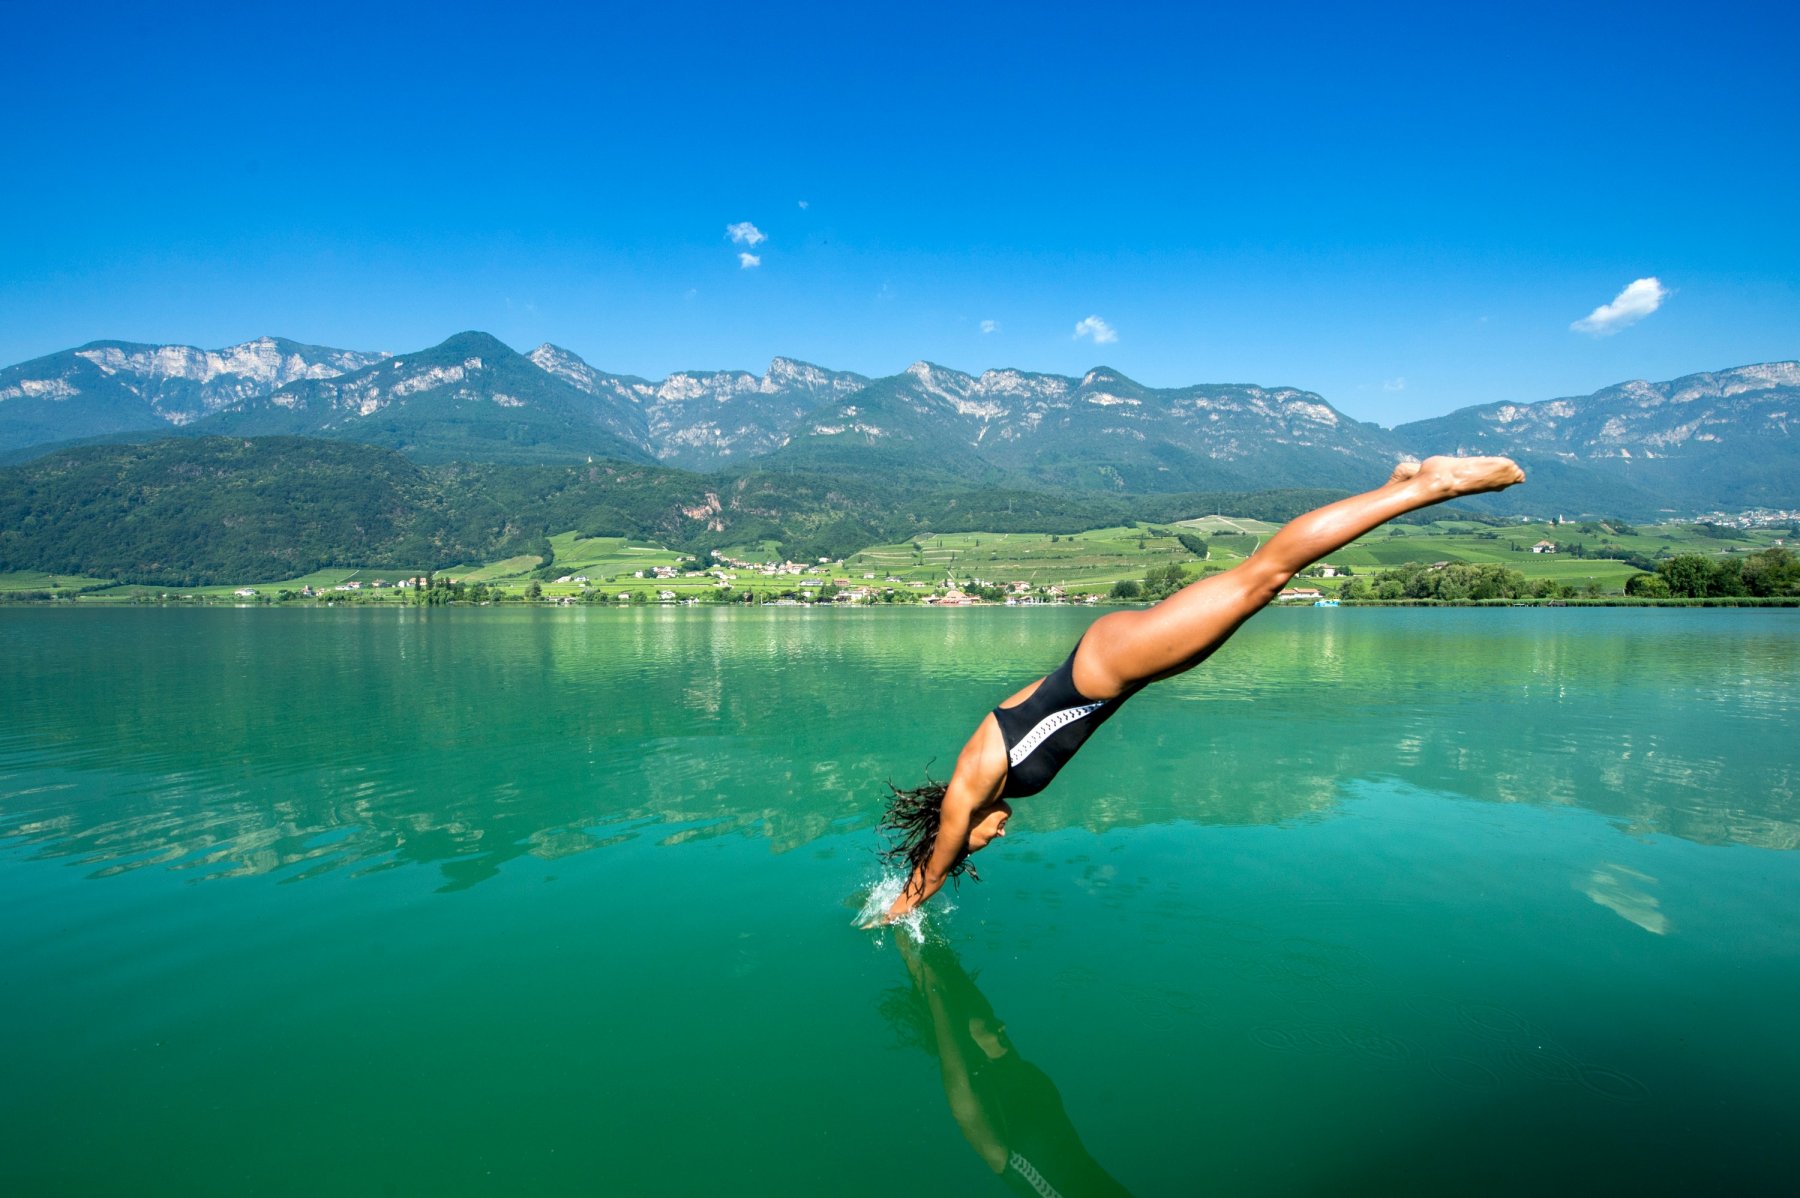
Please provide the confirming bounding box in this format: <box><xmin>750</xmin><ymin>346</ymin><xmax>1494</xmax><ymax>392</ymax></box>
<box><xmin>893</xmin><ymin>935</ymin><xmax>1136</xmax><ymax>1198</ymax></box>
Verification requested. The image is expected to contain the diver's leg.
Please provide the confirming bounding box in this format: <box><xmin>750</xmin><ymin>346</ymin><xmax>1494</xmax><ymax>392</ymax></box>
<box><xmin>1072</xmin><ymin>456</ymin><xmax>1524</xmax><ymax>697</ymax></box>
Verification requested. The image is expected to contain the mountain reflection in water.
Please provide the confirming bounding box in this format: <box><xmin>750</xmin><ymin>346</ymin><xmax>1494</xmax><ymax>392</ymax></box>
<box><xmin>0</xmin><ymin>606</ymin><xmax>1794</xmax><ymax>887</ymax></box>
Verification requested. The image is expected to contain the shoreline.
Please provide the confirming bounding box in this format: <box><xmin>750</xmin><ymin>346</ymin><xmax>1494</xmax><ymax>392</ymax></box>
<box><xmin>4</xmin><ymin>594</ymin><xmax>1796</xmax><ymax>610</ymax></box>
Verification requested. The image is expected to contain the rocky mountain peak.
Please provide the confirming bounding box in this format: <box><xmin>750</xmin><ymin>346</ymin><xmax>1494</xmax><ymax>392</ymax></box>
<box><xmin>4</xmin><ymin>333</ymin><xmax>1795</xmax><ymax>514</ymax></box>
<box><xmin>526</xmin><ymin>343</ymin><xmax>615</xmax><ymax>395</ymax></box>
<box><xmin>903</xmin><ymin>361</ymin><xmax>981</xmax><ymax>402</ymax></box>
<box><xmin>528</xmin><ymin>343</ymin><xmax>579</xmax><ymax>367</ymax></box>
<box><xmin>70</xmin><ymin>336</ymin><xmax>382</xmax><ymax>389</ymax></box>
<box><xmin>973</xmin><ymin>369</ymin><xmax>1070</xmax><ymax>400</ymax></box>
<box><xmin>1664</xmin><ymin>361</ymin><xmax>1800</xmax><ymax>402</ymax></box>
<box><xmin>766</xmin><ymin>356</ymin><xmax>817</xmax><ymax>381</ymax></box>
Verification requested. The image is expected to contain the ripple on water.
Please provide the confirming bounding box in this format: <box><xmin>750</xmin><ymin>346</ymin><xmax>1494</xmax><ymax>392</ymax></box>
<box><xmin>1252</xmin><ymin>1025</ymin><xmax>1308</xmax><ymax>1053</ymax></box>
<box><xmin>1402</xmin><ymin>994</ymin><xmax>1465</xmax><ymax>1025</ymax></box>
<box><xmin>1139</xmin><ymin>1007</ymin><xmax>1179</xmax><ymax>1033</ymax></box>
<box><xmin>1458</xmin><ymin>1001</ymin><xmax>1537</xmax><ymax>1045</ymax></box>
<box><xmin>1131</xmin><ymin>985</ymin><xmax>1224</xmax><ymax>1038</ymax></box>
<box><xmin>1496</xmin><ymin>1044</ymin><xmax>1581</xmax><ymax>1085</ymax></box>
<box><xmin>1339</xmin><ymin>1024</ymin><xmax>1412</xmax><ymax>1062</ymax></box>
<box><xmin>1576</xmin><ymin>1063</ymin><xmax>1652</xmax><ymax>1103</ymax></box>
<box><xmin>1251</xmin><ymin>1019</ymin><xmax>1346</xmax><ymax>1055</ymax></box>
<box><xmin>1431</xmin><ymin>1055</ymin><xmax>1502</xmax><ymax>1090</ymax></box>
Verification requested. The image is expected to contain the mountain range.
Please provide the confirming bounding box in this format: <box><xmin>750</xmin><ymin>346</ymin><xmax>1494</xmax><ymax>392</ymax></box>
<box><xmin>2</xmin><ymin>331</ymin><xmax>1795</xmax><ymax>516</ymax></box>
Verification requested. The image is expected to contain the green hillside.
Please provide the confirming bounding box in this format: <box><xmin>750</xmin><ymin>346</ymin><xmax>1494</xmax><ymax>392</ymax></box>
<box><xmin>0</xmin><ymin>435</ymin><xmax>1356</xmax><ymax>586</ymax></box>
<box><xmin>18</xmin><ymin>508</ymin><xmax>1791</xmax><ymax>606</ymax></box>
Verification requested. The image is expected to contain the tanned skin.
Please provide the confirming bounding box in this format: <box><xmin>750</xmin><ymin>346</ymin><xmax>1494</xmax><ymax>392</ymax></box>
<box><xmin>881</xmin><ymin>455</ymin><xmax>1526</xmax><ymax>923</ymax></box>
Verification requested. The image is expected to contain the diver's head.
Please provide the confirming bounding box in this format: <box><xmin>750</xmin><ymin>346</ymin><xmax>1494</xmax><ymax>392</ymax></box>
<box><xmin>966</xmin><ymin>799</ymin><xmax>1013</xmax><ymax>854</ymax></box>
<box><xmin>880</xmin><ymin>778</ymin><xmax>1004</xmax><ymax>887</ymax></box>
<box><xmin>968</xmin><ymin>1015</ymin><xmax>1012</xmax><ymax>1060</ymax></box>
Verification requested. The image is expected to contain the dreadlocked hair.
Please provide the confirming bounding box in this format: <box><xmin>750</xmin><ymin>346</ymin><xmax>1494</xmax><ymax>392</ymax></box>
<box><xmin>878</xmin><ymin>775</ymin><xmax>981</xmax><ymax>888</ymax></box>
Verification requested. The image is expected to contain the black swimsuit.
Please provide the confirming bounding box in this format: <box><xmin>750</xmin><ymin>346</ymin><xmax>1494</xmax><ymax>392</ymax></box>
<box><xmin>992</xmin><ymin>641</ymin><xmax>1139</xmax><ymax>798</ymax></box>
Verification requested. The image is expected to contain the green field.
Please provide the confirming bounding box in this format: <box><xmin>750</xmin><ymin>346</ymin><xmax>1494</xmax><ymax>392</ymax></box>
<box><xmin>1317</xmin><ymin>522</ymin><xmax>1786</xmax><ymax>593</ymax></box>
<box><xmin>845</xmin><ymin>524</ymin><xmax>1223</xmax><ymax>591</ymax></box>
<box><xmin>1175</xmin><ymin>515</ymin><xmax>1280</xmax><ymax>536</ymax></box>
<box><xmin>0</xmin><ymin>571</ymin><xmax>115</xmax><ymax>592</ymax></box>
<box><xmin>7</xmin><ymin>518</ymin><xmax>1787</xmax><ymax>604</ymax></box>
<box><xmin>712</xmin><ymin>540</ymin><xmax>785</xmax><ymax>565</ymax></box>
<box><xmin>441</xmin><ymin>534</ymin><xmax>695</xmax><ymax>598</ymax></box>
<box><xmin>843</xmin><ymin>518</ymin><xmax>1789</xmax><ymax>600</ymax></box>
<box><xmin>1316</xmin><ymin>556</ymin><xmax>1641</xmax><ymax>595</ymax></box>
<box><xmin>75</xmin><ymin>567</ymin><xmax>447</xmax><ymax>603</ymax></box>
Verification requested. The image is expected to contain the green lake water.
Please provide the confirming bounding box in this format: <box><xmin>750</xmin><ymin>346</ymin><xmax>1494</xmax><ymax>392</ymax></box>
<box><xmin>2</xmin><ymin>606</ymin><xmax>1796</xmax><ymax>1195</ymax></box>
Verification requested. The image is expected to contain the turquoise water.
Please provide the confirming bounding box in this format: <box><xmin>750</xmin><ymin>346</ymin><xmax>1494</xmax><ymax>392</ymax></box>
<box><xmin>1</xmin><ymin>607</ymin><xmax>1796</xmax><ymax>1194</ymax></box>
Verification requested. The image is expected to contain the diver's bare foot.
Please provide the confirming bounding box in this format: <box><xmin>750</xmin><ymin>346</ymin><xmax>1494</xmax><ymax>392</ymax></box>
<box><xmin>1416</xmin><ymin>455</ymin><xmax>1526</xmax><ymax>497</ymax></box>
<box><xmin>1388</xmin><ymin>460</ymin><xmax>1422</xmax><ymax>486</ymax></box>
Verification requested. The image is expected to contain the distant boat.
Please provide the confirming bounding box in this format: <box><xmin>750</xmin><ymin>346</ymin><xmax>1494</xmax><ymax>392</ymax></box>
<box><xmin>1314</xmin><ymin>598</ymin><xmax>1340</xmax><ymax>607</ymax></box>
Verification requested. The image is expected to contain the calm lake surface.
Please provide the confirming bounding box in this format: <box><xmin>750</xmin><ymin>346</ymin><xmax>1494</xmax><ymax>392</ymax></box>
<box><xmin>2</xmin><ymin>606</ymin><xmax>1796</xmax><ymax>1195</ymax></box>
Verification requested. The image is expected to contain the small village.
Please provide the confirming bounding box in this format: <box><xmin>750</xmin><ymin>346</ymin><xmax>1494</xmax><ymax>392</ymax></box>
<box><xmin>36</xmin><ymin>509</ymin><xmax>1794</xmax><ymax>609</ymax></box>
<box><xmin>236</xmin><ymin>557</ymin><xmax>1374</xmax><ymax>608</ymax></box>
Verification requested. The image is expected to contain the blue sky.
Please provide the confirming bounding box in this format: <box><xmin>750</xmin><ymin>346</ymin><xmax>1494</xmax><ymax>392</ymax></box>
<box><xmin>3</xmin><ymin>0</ymin><xmax>1795</xmax><ymax>426</ymax></box>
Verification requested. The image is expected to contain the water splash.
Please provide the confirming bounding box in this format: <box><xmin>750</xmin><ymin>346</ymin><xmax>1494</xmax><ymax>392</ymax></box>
<box><xmin>853</xmin><ymin>872</ymin><xmax>950</xmax><ymax>943</ymax></box>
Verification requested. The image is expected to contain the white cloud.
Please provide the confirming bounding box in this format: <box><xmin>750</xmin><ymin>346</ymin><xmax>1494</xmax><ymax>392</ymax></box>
<box><xmin>797</xmin><ymin>200</ymin><xmax>809</xmax><ymax>210</ymax></box>
<box><xmin>1383</xmin><ymin>376</ymin><xmax>1406</xmax><ymax>392</ymax></box>
<box><xmin>726</xmin><ymin>221</ymin><xmax>767</xmax><ymax>247</ymax></box>
<box><xmin>1571</xmin><ymin>277</ymin><xmax>1668</xmax><ymax>336</ymax></box>
<box><xmin>980</xmin><ymin>319</ymin><xmax>999</xmax><ymax>334</ymax></box>
<box><xmin>738</xmin><ymin>252</ymin><xmax>761</xmax><ymax>269</ymax></box>
<box><xmin>1073</xmin><ymin>315</ymin><xmax>1117</xmax><ymax>344</ymax></box>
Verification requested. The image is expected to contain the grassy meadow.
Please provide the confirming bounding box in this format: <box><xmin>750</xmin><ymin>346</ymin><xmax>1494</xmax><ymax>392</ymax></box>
<box><xmin>43</xmin><ymin>566</ymin><xmax>435</xmax><ymax>603</ymax></box>
<box><xmin>449</xmin><ymin>533</ymin><xmax>689</xmax><ymax>585</ymax></box>
<box><xmin>5</xmin><ymin>518</ymin><xmax>1789</xmax><ymax>604</ymax></box>
<box><xmin>0</xmin><ymin>571</ymin><xmax>115</xmax><ymax>593</ymax></box>
<box><xmin>845</xmin><ymin>525</ymin><xmax>1207</xmax><ymax>591</ymax></box>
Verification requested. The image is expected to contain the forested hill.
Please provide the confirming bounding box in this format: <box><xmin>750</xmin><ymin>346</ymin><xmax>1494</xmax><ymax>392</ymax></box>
<box><xmin>0</xmin><ymin>436</ymin><xmax>1348</xmax><ymax>585</ymax></box>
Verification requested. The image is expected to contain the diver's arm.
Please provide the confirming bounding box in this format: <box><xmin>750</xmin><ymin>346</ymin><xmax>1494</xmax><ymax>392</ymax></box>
<box><xmin>922</xmin><ymin>969</ymin><xmax>1008</xmax><ymax>1172</ymax></box>
<box><xmin>896</xmin><ymin>936</ymin><xmax>1007</xmax><ymax>1172</ymax></box>
<box><xmin>882</xmin><ymin>714</ymin><xmax>1009</xmax><ymax>921</ymax></box>
<box><xmin>886</xmin><ymin>790</ymin><xmax>977</xmax><ymax>918</ymax></box>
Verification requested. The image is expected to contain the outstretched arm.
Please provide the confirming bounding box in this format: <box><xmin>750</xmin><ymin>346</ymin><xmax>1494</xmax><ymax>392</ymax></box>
<box><xmin>896</xmin><ymin>935</ymin><xmax>1009</xmax><ymax>1173</ymax></box>
<box><xmin>887</xmin><ymin>788</ymin><xmax>977</xmax><ymax>919</ymax></box>
<box><xmin>883</xmin><ymin>715</ymin><xmax>1010</xmax><ymax>921</ymax></box>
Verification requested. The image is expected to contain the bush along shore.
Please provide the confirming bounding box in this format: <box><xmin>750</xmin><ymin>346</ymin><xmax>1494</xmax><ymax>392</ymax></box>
<box><xmin>1328</xmin><ymin>596</ymin><xmax>1800</xmax><ymax>608</ymax></box>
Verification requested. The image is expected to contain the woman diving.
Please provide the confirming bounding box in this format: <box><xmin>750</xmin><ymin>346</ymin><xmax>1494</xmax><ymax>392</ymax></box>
<box><xmin>874</xmin><ymin>454</ymin><xmax>1526</xmax><ymax>923</ymax></box>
